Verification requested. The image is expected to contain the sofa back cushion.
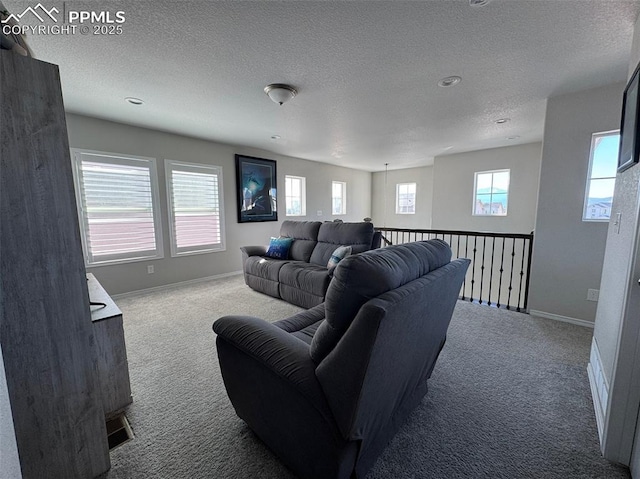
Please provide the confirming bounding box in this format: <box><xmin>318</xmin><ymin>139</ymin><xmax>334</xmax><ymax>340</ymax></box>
<box><xmin>315</xmin><ymin>257</ymin><xmax>470</xmax><ymax>443</ymax></box>
<box><xmin>280</xmin><ymin>221</ymin><xmax>322</xmax><ymax>262</ymax></box>
<box><xmin>309</xmin><ymin>222</ymin><xmax>375</xmax><ymax>267</ymax></box>
<box><xmin>309</xmin><ymin>239</ymin><xmax>452</xmax><ymax>363</ymax></box>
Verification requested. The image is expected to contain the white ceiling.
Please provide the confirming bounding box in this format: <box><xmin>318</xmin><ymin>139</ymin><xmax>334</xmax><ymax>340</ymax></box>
<box><xmin>9</xmin><ymin>0</ymin><xmax>640</xmax><ymax>171</ymax></box>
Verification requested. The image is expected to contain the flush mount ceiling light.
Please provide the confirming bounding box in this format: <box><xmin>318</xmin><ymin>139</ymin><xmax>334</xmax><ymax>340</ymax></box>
<box><xmin>264</xmin><ymin>84</ymin><xmax>297</xmax><ymax>105</ymax></box>
<box><xmin>125</xmin><ymin>97</ymin><xmax>144</xmax><ymax>105</ymax></box>
<box><xmin>438</xmin><ymin>76</ymin><xmax>462</xmax><ymax>88</ymax></box>
<box><xmin>469</xmin><ymin>0</ymin><xmax>492</xmax><ymax>6</ymax></box>
<box><xmin>495</xmin><ymin>118</ymin><xmax>510</xmax><ymax>124</ymax></box>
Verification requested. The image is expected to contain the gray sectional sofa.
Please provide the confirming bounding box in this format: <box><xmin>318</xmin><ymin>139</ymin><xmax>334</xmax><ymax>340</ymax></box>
<box><xmin>214</xmin><ymin>240</ymin><xmax>471</xmax><ymax>478</ymax></box>
<box><xmin>240</xmin><ymin>220</ymin><xmax>380</xmax><ymax>308</ymax></box>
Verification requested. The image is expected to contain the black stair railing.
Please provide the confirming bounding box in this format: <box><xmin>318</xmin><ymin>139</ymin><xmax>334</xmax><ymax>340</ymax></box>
<box><xmin>374</xmin><ymin>227</ymin><xmax>534</xmax><ymax>313</ymax></box>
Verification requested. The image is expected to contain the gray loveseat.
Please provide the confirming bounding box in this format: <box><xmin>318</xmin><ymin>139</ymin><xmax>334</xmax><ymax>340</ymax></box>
<box><xmin>240</xmin><ymin>220</ymin><xmax>380</xmax><ymax>308</ymax></box>
<box><xmin>214</xmin><ymin>240</ymin><xmax>470</xmax><ymax>479</ymax></box>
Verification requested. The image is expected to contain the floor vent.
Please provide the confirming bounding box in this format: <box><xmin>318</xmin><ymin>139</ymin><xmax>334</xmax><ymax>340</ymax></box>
<box><xmin>106</xmin><ymin>413</ymin><xmax>134</xmax><ymax>450</ymax></box>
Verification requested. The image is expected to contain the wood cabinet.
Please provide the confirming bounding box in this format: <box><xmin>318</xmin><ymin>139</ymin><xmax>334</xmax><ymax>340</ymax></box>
<box><xmin>0</xmin><ymin>51</ymin><xmax>110</xmax><ymax>478</ymax></box>
<box><xmin>88</xmin><ymin>273</ymin><xmax>133</xmax><ymax>417</ymax></box>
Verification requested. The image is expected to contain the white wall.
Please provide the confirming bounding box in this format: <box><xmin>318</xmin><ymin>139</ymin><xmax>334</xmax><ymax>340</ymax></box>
<box><xmin>370</xmin><ymin>166</ymin><xmax>433</xmax><ymax>229</ymax></box>
<box><xmin>594</xmin><ymin>11</ymin><xmax>640</xmax><ymax>398</ymax></box>
<box><xmin>431</xmin><ymin>143</ymin><xmax>542</xmax><ymax>233</ymax></box>
<box><xmin>66</xmin><ymin>114</ymin><xmax>372</xmax><ymax>295</ymax></box>
<box><xmin>588</xmin><ymin>11</ymin><xmax>640</xmax><ymax>467</ymax></box>
<box><xmin>529</xmin><ymin>83</ymin><xmax>624</xmax><ymax>325</ymax></box>
<box><xmin>0</xmin><ymin>343</ymin><xmax>22</xmax><ymax>479</ymax></box>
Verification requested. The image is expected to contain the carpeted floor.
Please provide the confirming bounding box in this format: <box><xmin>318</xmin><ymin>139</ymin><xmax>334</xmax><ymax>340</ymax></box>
<box><xmin>105</xmin><ymin>274</ymin><xmax>629</xmax><ymax>478</ymax></box>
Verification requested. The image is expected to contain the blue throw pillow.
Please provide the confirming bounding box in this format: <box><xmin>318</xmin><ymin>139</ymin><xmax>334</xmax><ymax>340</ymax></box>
<box><xmin>265</xmin><ymin>237</ymin><xmax>294</xmax><ymax>260</ymax></box>
<box><xmin>327</xmin><ymin>245</ymin><xmax>352</xmax><ymax>272</ymax></box>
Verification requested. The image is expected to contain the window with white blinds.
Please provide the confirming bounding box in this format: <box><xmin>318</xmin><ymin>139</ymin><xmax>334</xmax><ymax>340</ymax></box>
<box><xmin>71</xmin><ymin>149</ymin><xmax>164</xmax><ymax>266</ymax></box>
<box><xmin>165</xmin><ymin>160</ymin><xmax>225</xmax><ymax>256</ymax></box>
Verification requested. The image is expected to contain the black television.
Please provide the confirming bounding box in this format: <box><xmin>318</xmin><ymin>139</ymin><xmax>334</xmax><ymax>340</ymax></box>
<box><xmin>618</xmin><ymin>61</ymin><xmax>640</xmax><ymax>173</ymax></box>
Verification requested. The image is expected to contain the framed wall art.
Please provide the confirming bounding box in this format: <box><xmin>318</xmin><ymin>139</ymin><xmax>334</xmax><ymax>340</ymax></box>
<box><xmin>235</xmin><ymin>154</ymin><xmax>278</xmax><ymax>223</ymax></box>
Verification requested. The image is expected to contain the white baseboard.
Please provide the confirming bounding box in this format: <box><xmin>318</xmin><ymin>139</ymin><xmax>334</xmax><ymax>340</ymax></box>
<box><xmin>528</xmin><ymin>310</ymin><xmax>594</xmax><ymax>329</ymax></box>
<box><xmin>111</xmin><ymin>271</ymin><xmax>243</xmax><ymax>300</ymax></box>
<box><xmin>587</xmin><ymin>338</ymin><xmax>608</xmax><ymax>448</ymax></box>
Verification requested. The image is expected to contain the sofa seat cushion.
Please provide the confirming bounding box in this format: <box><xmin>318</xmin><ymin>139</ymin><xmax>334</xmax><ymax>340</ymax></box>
<box><xmin>290</xmin><ymin>320</ymin><xmax>323</xmax><ymax>345</ymax></box>
<box><xmin>244</xmin><ymin>255</ymin><xmax>290</xmax><ymax>282</ymax></box>
<box><xmin>275</xmin><ymin>304</ymin><xmax>327</xmax><ymax>346</ymax></box>
<box><xmin>279</xmin><ymin>262</ymin><xmax>331</xmax><ymax>297</ymax></box>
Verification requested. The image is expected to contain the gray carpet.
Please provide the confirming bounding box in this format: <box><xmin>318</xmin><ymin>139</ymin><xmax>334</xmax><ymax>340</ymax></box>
<box><xmin>106</xmin><ymin>274</ymin><xmax>629</xmax><ymax>479</ymax></box>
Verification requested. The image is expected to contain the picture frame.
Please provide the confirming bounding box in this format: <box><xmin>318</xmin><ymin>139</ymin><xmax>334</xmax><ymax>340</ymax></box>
<box><xmin>235</xmin><ymin>154</ymin><xmax>278</xmax><ymax>223</ymax></box>
<box><xmin>618</xmin><ymin>61</ymin><xmax>640</xmax><ymax>173</ymax></box>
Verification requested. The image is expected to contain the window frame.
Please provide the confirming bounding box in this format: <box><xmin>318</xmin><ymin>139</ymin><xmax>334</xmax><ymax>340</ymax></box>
<box><xmin>165</xmin><ymin>159</ymin><xmax>226</xmax><ymax>257</ymax></box>
<box><xmin>395</xmin><ymin>182</ymin><xmax>417</xmax><ymax>215</ymax></box>
<box><xmin>332</xmin><ymin>181</ymin><xmax>347</xmax><ymax>216</ymax></box>
<box><xmin>582</xmin><ymin>130</ymin><xmax>619</xmax><ymax>222</ymax></box>
<box><xmin>284</xmin><ymin>175</ymin><xmax>307</xmax><ymax>217</ymax></box>
<box><xmin>472</xmin><ymin>169</ymin><xmax>510</xmax><ymax>217</ymax></box>
<box><xmin>71</xmin><ymin>148</ymin><xmax>164</xmax><ymax>267</ymax></box>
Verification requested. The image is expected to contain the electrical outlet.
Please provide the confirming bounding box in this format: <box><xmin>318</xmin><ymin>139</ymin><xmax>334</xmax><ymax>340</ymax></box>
<box><xmin>587</xmin><ymin>289</ymin><xmax>599</xmax><ymax>302</ymax></box>
<box><xmin>317</xmin><ymin>210</ymin><xmax>322</xmax><ymax>216</ymax></box>
<box><xmin>147</xmin><ymin>265</ymin><xmax>154</xmax><ymax>274</ymax></box>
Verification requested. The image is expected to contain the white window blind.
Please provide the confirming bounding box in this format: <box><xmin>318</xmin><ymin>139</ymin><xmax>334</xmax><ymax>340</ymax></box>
<box><xmin>166</xmin><ymin>160</ymin><xmax>225</xmax><ymax>256</ymax></box>
<box><xmin>71</xmin><ymin>149</ymin><xmax>163</xmax><ymax>266</ymax></box>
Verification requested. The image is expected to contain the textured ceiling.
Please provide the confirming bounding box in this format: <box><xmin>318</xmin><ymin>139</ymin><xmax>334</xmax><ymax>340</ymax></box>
<box><xmin>8</xmin><ymin>0</ymin><xmax>640</xmax><ymax>171</ymax></box>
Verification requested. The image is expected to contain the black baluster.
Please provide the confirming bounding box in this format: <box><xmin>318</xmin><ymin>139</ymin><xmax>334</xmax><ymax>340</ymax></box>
<box><xmin>462</xmin><ymin>235</ymin><xmax>469</xmax><ymax>300</ymax></box>
<box><xmin>470</xmin><ymin>236</ymin><xmax>477</xmax><ymax>303</ymax></box>
<box><xmin>507</xmin><ymin>237</ymin><xmax>516</xmax><ymax>310</ymax></box>
<box><xmin>516</xmin><ymin>238</ymin><xmax>527</xmax><ymax>312</ymax></box>
<box><xmin>523</xmin><ymin>234</ymin><xmax>534</xmax><ymax>312</ymax></box>
<box><xmin>488</xmin><ymin>236</ymin><xmax>495</xmax><ymax>307</ymax></box>
<box><xmin>497</xmin><ymin>237</ymin><xmax>505</xmax><ymax>309</ymax></box>
<box><xmin>479</xmin><ymin>236</ymin><xmax>486</xmax><ymax>304</ymax></box>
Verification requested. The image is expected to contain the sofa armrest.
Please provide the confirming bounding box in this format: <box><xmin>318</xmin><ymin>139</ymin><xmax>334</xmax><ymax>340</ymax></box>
<box><xmin>213</xmin><ymin>315</ymin><xmax>323</xmax><ymax>400</ymax></box>
<box><xmin>240</xmin><ymin>245</ymin><xmax>267</xmax><ymax>256</ymax></box>
<box><xmin>214</xmin><ymin>315</ymin><xmax>348</xmax><ymax>475</ymax></box>
<box><xmin>240</xmin><ymin>244</ymin><xmax>267</xmax><ymax>260</ymax></box>
<box><xmin>239</xmin><ymin>245</ymin><xmax>267</xmax><ymax>268</ymax></box>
